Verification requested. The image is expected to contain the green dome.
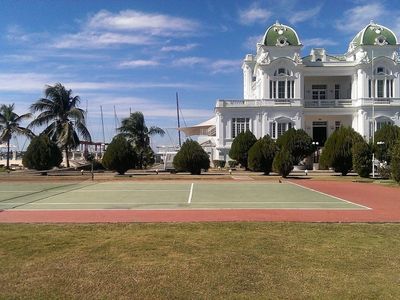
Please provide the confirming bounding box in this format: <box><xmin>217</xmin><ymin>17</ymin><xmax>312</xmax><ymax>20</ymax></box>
<box><xmin>350</xmin><ymin>22</ymin><xmax>397</xmax><ymax>49</ymax></box>
<box><xmin>262</xmin><ymin>22</ymin><xmax>301</xmax><ymax>47</ymax></box>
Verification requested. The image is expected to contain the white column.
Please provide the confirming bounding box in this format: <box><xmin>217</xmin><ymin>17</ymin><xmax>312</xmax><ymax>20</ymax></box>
<box><xmin>285</xmin><ymin>78</ymin><xmax>288</xmax><ymax>99</ymax></box>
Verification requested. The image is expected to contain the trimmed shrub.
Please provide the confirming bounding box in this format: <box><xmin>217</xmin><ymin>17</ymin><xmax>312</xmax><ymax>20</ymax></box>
<box><xmin>378</xmin><ymin>165</ymin><xmax>391</xmax><ymax>179</ymax></box>
<box><xmin>229</xmin><ymin>131</ymin><xmax>257</xmax><ymax>170</ymax></box>
<box><xmin>374</xmin><ymin>124</ymin><xmax>400</xmax><ymax>164</ymax></box>
<box><xmin>352</xmin><ymin>141</ymin><xmax>372</xmax><ymax>178</ymax></box>
<box><xmin>173</xmin><ymin>140</ymin><xmax>210</xmax><ymax>175</ymax></box>
<box><xmin>102</xmin><ymin>135</ymin><xmax>137</xmax><ymax>175</ymax></box>
<box><xmin>138</xmin><ymin>145</ymin><xmax>155</xmax><ymax>169</ymax></box>
<box><xmin>276</xmin><ymin>129</ymin><xmax>313</xmax><ymax>165</ymax></box>
<box><xmin>213</xmin><ymin>160</ymin><xmax>226</xmax><ymax>168</ymax></box>
<box><xmin>22</xmin><ymin>135</ymin><xmax>62</xmax><ymax>170</ymax></box>
<box><xmin>391</xmin><ymin>141</ymin><xmax>400</xmax><ymax>183</ymax></box>
<box><xmin>272</xmin><ymin>149</ymin><xmax>293</xmax><ymax>178</ymax></box>
<box><xmin>228</xmin><ymin>160</ymin><xmax>238</xmax><ymax>168</ymax></box>
<box><xmin>248</xmin><ymin>135</ymin><xmax>277</xmax><ymax>175</ymax></box>
<box><xmin>319</xmin><ymin>127</ymin><xmax>364</xmax><ymax>175</ymax></box>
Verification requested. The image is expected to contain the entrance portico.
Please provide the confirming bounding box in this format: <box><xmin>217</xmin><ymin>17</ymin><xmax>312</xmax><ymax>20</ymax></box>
<box><xmin>304</xmin><ymin>115</ymin><xmax>353</xmax><ymax>145</ymax></box>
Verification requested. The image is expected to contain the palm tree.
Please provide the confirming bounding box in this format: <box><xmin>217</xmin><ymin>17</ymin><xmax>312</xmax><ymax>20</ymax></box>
<box><xmin>118</xmin><ymin>111</ymin><xmax>165</xmax><ymax>168</ymax></box>
<box><xmin>29</xmin><ymin>83</ymin><xmax>91</xmax><ymax>168</ymax></box>
<box><xmin>0</xmin><ymin>104</ymin><xmax>34</xmax><ymax>169</ymax></box>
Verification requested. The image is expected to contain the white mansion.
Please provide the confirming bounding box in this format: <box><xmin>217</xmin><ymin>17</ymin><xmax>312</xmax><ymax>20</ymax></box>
<box><xmin>181</xmin><ymin>21</ymin><xmax>400</xmax><ymax>162</ymax></box>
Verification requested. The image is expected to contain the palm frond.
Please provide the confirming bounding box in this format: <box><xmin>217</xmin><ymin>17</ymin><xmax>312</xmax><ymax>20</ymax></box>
<box><xmin>75</xmin><ymin>121</ymin><xmax>92</xmax><ymax>142</ymax></box>
<box><xmin>15</xmin><ymin>126</ymin><xmax>35</xmax><ymax>138</ymax></box>
<box><xmin>148</xmin><ymin>126</ymin><xmax>165</xmax><ymax>136</ymax></box>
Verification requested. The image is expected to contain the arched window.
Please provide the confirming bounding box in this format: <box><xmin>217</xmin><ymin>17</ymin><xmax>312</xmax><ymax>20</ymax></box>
<box><xmin>368</xmin><ymin>66</ymin><xmax>394</xmax><ymax>98</ymax></box>
<box><xmin>270</xmin><ymin>117</ymin><xmax>294</xmax><ymax>139</ymax></box>
<box><xmin>369</xmin><ymin>116</ymin><xmax>394</xmax><ymax>138</ymax></box>
<box><xmin>376</xmin><ymin>116</ymin><xmax>393</xmax><ymax>131</ymax></box>
<box><xmin>270</xmin><ymin>68</ymin><xmax>295</xmax><ymax>99</ymax></box>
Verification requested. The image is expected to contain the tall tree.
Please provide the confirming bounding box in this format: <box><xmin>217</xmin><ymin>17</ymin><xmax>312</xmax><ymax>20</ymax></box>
<box><xmin>229</xmin><ymin>131</ymin><xmax>257</xmax><ymax>170</ymax></box>
<box><xmin>29</xmin><ymin>83</ymin><xmax>91</xmax><ymax>167</ymax></box>
<box><xmin>118</xmin><ymin>111</ymin><xmax>165</xmax><ymax>169</ymax></box>
<box><xmin>0</xmin><ymin>104</ymin><xmax>34</xmax><ymax>169</ymax></box>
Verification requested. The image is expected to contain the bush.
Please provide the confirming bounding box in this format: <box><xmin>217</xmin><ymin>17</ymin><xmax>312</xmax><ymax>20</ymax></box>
<box><xmin>272</xmin><ymin>149</ymin><xmax>293</xmax><ymax>178</ymax></box>
<box><xmin>22</xmin><ymin>135</ymin><xmax>62</xmax><ymax>170</ymax></box>
<box><xmin>248</xmin><ymin>135</ymin><xmax>277</xmax><ymax>174</ymax></box>
<box><xmin>374</xmin><ymin>124</ymin><xmax>400</xmax><ymax>164</ymax></box>
<box><xmin>138</xmin><ymin>145</ymin><xmax>155</xmax><ymax>169</ymax></box>
<box><xmin>228</xmin><ymin>160</ymin><xmax>238</xmax><ymax>168</ymax></box>
<box><xmin>213</xmin><ymin>160</ymin><xmax>226</xmax><ymax>168</ymax></box>
<box><xmin>173</xmin><ymin>140</ymin><xmax>210</xmax><ymax>175</ymax></box>
<box><xmin>352</xmin><ymin>141</ymin><xmax>372</xmax><ymax>178</ymax></box>
<box><xmin>378</xmin><ymin>165</ymin><xmax>391</xmax><ymax>180</ymax></box>
<box><xmin>229</xmin><ymin>131</ymin><xmax>257</xmax><ymax>170</ymax></box>
<box><xmin>319</xmin><ymin>127</ymin><xmax>364</xmax><ymax>175</ymax></box>
<box><xmin>102</xmin><ymin>135</ymin><xmax>137</xmax><ymax>175</ymax></box>
<box><xmin>276</xmin><ymin>129</ymin><xmax>313</xmax><ymax>165</ymax></box>
<box><xmin>391</xmin><ymin>141</ymin><xmax>400</xmax><ymax>183</ymax></box>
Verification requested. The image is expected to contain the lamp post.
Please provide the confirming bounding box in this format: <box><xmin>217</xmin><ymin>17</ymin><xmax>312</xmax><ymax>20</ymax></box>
<box><xmin>312</xmin><ymin>141</ymin><xmax>319</xmax><ymax>163</ymax></box>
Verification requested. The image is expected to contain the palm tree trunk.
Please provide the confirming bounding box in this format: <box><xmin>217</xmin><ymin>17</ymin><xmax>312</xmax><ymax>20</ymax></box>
<box><xmin>6</xmin><ymin>137</ymin><xmax>10</xmax><ymax>170</ymax></box>
<box><xmin>65</xmin><ymin>146</ymin><xmax>70</xmax><ymax>168</ymax></box>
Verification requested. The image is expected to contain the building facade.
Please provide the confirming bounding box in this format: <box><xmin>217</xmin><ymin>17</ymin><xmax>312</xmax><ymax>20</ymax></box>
<box><xmin>182</xmin><ymin>21</ymin><xmax>400</xmax><ymax>162</ymax></box>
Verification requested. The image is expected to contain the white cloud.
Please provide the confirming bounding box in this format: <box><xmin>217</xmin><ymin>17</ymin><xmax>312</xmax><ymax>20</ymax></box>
<box><xmin>161</xmin><ymin>43</ymin><xmax>198</xmax><ymax>52</ymax></box>
<box><xmin>83</xmin><ymin>95</ymin><xmax>212</xmax><ymax>119</ymax></box>
<box><xmin>0</xmin><ymin>73</ymin><xmax>53</xmax><ymax>92</ymax></box>
<box><xmin>209</xmin><ymin>59</ymin><xmax>241</xmax><ymax>74</ymax></box>
<box><xmin>172</xmin><ymin>57</ymin><xmax>241</xmax><ymax>74</ymax></box>
<box><xmin>335</xmin><ymin>3</ymin><xmax>385</xmax><ymax>32</ymax></box>
<box><xmin>0</xmin><ymin>72</ymin><xmax>202</xmax><ymax>92</ymax></box>
<box><xmin>289</xmin><ymin>5</ymin><xmax>322</xmax><ymax>24</ymax></box>
<box><xmin>87</xmin><ymin>9</ymin><xmax>200</xmax><ymax>36</ymax></box>
<box><xmin>243</xmin><ymin>35</ymin><xmax>263</xmax><ymax>49</ymax></box>
<box><xmin>53</xmin><ymin>32</ymin><xmax>153</xmax><ymax>49</ymax></box>
<box><xmin>239</xmin><ymin>3</ymin><xmax>272</xmax><ymax>25</ymax></box>
<box><xmin>172</xmin><ymin>56</ymin><xmax>209</xmax><ymax>67</ymax></box>
<box><xmin>302</xmin><ymin>38</ymin><xmax>338</xmax><ymax>47</ymax></box>
<box><xmin>51</xmin><ymin>9</ymin><xmax>201</xmax><ymax>49</ymax></box>
<box><xmin>119</xmin><ymin>60</ymin><xmax>160</xmax><ymax>68</ymax></box>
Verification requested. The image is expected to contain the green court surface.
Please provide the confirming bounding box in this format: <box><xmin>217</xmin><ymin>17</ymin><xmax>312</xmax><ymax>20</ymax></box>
<box><xmin>0</xmin><ymin>181</ymin><xmax>369</xmax><ymax>210</ymax></box>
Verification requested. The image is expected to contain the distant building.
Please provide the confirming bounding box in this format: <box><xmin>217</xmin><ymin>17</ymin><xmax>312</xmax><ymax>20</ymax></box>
<box><xmin>180</xmin><ymin>21</ymin><xmax>400</xmax><ymax>162</ymax></box>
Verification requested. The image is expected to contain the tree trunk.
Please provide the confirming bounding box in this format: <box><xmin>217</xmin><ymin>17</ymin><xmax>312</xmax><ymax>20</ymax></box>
<box><xmin>65</xmin><ymin>146</ymin><xmax>70</xmax><ymax>168</ymax></box>
<box><xmin>6</xmin><ymin>137</ymin><xmax>10</xmax><ymax>170</ymax></box>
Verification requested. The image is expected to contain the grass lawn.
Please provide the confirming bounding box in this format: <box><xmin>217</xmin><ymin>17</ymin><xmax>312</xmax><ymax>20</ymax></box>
<box><xmin>1</xmin><ymin>223</ymin><xmax>400</xmax><ymax>299</ymax></box>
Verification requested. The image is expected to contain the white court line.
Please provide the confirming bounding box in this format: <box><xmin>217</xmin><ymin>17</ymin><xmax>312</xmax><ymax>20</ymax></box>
<box><xmin>0</xmin><ymin>191</ymin><xmax>39</xmax><ymax>193</ymax></box>
<box><xmin>72</xmin><ymin>189</ymin><xmax>188</xmax><ymax>192</ymax></box>
<box><xmin>0</xmin><ymin>201</ymin><xmax>363</xmax><ymax>205</ymax></box>
<box><xmin>287</xmin><ymin>181</ymin><xmax>372</xmax><ymax>210</ymax></box>
<box><xmin>6</xmin><ymin>207</ymin><xmax>365</xmax><ymax>211</ymax></box>
<box><xmin>188</xmin><ymin>183</ymin><xmax>194</xmax><ymax>204</ymax></box>
<box><xmin>0</xmin><ymin>189</ymin><xmax>189</xmax><ymax>193</ymax></box>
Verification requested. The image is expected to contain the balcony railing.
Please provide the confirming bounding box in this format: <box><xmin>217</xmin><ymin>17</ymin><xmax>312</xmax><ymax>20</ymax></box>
<box><xmin>359</xmin><ymin>98</ymin><xmax>399</xmax><ymax>105</ymax></box>
<box><xmin>304</xmin><ymin>99</ymin><xmax>352</xmax><ymax>108</ymax></box>
<box><xmin>215</xmin><ymin>98</ymin><xmax>400</xmax><ymax>108</ymax></box>
<box><xmin>216</xmin><ymin>99</ymin><xmax>298</xmax><ymax>107</ymax></box>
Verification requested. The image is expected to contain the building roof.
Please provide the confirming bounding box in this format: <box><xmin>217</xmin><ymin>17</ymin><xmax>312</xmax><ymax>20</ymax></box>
<box><xmin>178</xmin><ymin>117</ymin><xmax>216</xmax><ymax>136</ymax></box>
<box><xmin>262</xmin><ymin>21</ymin><xmax>301</xmax><ymax>47</ymax></box>
<box><xmin>349</xmin><ymin>22</ymin><xmax>397</xmax><ymax>50</ymax></box>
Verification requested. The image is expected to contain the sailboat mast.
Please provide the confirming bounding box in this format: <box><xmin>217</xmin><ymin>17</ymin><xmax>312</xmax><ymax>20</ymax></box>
<box><xmin>100</xmin><ymin>105</ymin><xmax>105</xmax><ymax>144</ymax></box>
<box><xmin>113</xmin><ymin>105</ymin><xmax>118</xmax><ymax>135</ymax></box>
<box><xmin>176</xmin><ymin>92</ymin><xmax>181</xmax><ymax>147</ymax></box>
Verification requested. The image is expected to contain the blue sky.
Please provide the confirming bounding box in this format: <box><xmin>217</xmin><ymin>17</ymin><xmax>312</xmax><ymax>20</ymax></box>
<box><xmin>1</xmin><ymin>0</ymin><xmax>399</xmax><ymax>148</ymax></box>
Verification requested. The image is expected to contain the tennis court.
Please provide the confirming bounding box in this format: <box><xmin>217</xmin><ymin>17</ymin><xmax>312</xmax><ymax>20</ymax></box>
<box><xmin>0</xmin><ymin>181</ymin><xmax>370</xmax><ymax>211</ymax></box>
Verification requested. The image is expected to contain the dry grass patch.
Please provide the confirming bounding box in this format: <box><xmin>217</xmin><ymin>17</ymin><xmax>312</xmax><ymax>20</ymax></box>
<box><xmin>1</xmin><ymin>223</ymin><xmax>400</xmax><ymax>299</ymax></box>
